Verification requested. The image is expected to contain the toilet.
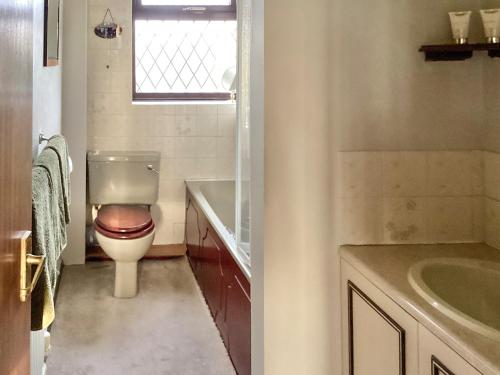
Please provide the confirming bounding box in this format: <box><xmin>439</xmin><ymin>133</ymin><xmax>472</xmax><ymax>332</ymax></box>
<box><xmin>87</xmin><ymin>151</ymin><xmax>160</xmax><ymax>298</ymax></box>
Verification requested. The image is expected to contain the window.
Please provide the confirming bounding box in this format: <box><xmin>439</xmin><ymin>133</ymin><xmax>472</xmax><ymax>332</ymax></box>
<box><xmin>133</xmin><ymin>0</ymin><xmax>237</xmax><ymax>101</ymax></box>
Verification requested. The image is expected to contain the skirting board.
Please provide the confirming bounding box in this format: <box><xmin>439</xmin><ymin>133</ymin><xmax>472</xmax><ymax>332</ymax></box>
<box><xmin>86</xmin><ymin>244</ymin><xmax>187</xmax><ymax>261</ymax></box>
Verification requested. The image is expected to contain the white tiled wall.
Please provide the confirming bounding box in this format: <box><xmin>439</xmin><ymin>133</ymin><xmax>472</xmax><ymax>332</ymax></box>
<box><xmin>87</xmin><ymin>0</ymin><xmax>236</xmax><ymax>245</ymax></box>
<box><xmin>336</xmin><ymin>151</ymin><xmax>484</xmax><ymax>245</ymax></box>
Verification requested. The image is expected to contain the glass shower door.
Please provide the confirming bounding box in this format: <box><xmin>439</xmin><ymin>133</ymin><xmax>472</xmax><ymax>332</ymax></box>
<box><xmin>236</xmin><ymin>0</ymin><xmax>251</xmax><ymax>268</ymax></box>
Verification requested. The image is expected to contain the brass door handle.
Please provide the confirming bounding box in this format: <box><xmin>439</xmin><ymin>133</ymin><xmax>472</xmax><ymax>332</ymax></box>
<box><xmin>19</xmin><ymin>231</ymin><xmax>45</xmax><ymax>302</ymax></box>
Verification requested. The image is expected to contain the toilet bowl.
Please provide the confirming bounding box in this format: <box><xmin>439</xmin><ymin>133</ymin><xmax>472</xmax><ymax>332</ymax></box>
<box><xmin>87</xmin><ymin>150</ymin><xmax>161</xmax><ymax>299</ymax></box>
<box><xmin>94</xmin><ymin>205</ymin><xmax>155</xmax><ymax>298</ymax></box>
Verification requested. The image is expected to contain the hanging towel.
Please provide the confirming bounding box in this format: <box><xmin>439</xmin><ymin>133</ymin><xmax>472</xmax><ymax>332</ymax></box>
<box><xmin>31</xmin><ymin>167</ymin><xmax>58</xmax><ymax>330</ymax></box>
<box><xmin>35</xmin><ymin>148</ymin><xmax>67</xmax><ymax>252</ymax></box>
<box><xmin>46</xmin><ymin>135</ymin><xmax>71</xmax><ymax>224</ymax></box>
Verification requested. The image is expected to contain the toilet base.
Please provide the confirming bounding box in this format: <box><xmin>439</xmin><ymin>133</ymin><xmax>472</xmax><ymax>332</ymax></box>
<box><xmin>114</xmin><ymin>261</ymin><xmax>138</xmax><ymax>298</ymax></box>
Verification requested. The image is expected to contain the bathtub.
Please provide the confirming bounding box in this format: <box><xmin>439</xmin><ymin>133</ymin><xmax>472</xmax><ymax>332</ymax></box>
<box><xmin>185</xmin><ymin>179</ymin><xmax>251</xmax><ymax>279</ymax></box>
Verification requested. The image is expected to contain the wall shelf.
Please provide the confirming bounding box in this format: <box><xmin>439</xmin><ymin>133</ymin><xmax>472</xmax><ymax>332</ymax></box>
<box><xmin>419</xmin><ymin>43</ymin><xmax>500</xmax><ymax>61</ymax></box>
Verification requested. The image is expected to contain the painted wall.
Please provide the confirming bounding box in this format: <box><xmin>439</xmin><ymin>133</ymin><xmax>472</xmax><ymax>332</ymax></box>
<box><xmin>61</xmin><ymin>0</ymin><xmax>87</xmax><ymax>265</ymax></box>
<box><xmin>86</xmin><ymin>0</ymin><xmax>236</xmax><ymax>246</ymax></box>
<box><xmin>32</xmin><ymin>0</ymin><xmax>63</xmax><ymax>159</ymax></box>
<box><xmin>331</xmin><ymin>0</ymin><xmax>485</xmax><ymax>152</ymax></box>
<box><xmin>264</xmin><ymin>0</ymin><xmax>334</xmax><ymax>374</ymax></box>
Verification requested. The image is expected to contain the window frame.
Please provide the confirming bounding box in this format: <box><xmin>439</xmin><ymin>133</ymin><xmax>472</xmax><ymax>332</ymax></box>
<box><xmin>132</xmin><ymin>0</ymin><xmax>237</xmax><ymax>101</ymax></box>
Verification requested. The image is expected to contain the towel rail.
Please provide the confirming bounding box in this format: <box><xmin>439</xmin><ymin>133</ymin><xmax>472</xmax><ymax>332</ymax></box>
<box><xmin>39</xmin><ymin>133</ymin><xmax>50</xmax><ymax>144</ymax></box>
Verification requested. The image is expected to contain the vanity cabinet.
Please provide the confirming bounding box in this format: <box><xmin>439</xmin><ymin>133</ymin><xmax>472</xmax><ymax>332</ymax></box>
<box><xmin>418</xmin><ymin>326</ymin><xmax>481</xmax><ymax>375</ymax></box>
<box><xmin>185</xmin><ymin>191</ymin><xmax>251</xmax><ymax>375</ymax></box>
<box><xmin>341</xmin><ymin>260</ymin><xmax>419</xmax><ymax>375</ymax></box>
<box><xmin>341</xmin><ymin>260</ymin><xmax>482</xmax><ymax>375</ymax></box>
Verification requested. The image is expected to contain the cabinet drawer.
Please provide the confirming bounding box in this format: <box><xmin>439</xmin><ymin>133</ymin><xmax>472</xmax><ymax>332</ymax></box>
<box><xmin>418</xmin><ymin>326</ymin><xmax>481</xmax><ymax>375</ymax></box>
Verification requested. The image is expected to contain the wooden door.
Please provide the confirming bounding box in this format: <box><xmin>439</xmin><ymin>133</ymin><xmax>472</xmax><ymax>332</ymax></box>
<box><xmin>0</xmin><ymin>1</ymin><xmax>34</xmax><ymax>374</ymax></box>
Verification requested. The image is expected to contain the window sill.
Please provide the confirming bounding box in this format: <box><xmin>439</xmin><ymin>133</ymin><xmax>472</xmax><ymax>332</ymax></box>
<box><xmin>132</xmin><ymin>100</ymin><xmax>235</xmax><ymax>106</ymax></box>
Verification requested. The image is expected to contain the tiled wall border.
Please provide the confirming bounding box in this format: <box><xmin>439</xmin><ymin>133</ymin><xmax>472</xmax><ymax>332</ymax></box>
<box><xmin>336</xmin><ymin>151</ymin><xmax>485</xmax><ymax>245</ymax></box>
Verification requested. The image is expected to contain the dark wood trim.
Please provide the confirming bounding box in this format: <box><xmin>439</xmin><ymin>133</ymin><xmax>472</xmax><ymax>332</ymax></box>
<box><xmin>86</xmin><ymin>244</ymin><xmax>187</xmax><ymax>261</ymax></box>
<box><xmin>133</xmin><ymin>92</ymin><xmax>232</xmax><ymax>101</ymax></box>
<box><xmin>431</xmin><ymin>355</ymin><xmax>456</xmax><ymax>375</ymax></box>
<box><xmin>348</xmin><ymin>281</ymin><xmax>406</xmax><ymax>375</ymax></box>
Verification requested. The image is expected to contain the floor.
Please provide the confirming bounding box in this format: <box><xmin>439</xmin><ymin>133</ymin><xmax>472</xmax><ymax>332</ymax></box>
<box><xmin>46</xmin><ymin>257</ymin><xmax>236</xmax><ymax>375</ymax></box>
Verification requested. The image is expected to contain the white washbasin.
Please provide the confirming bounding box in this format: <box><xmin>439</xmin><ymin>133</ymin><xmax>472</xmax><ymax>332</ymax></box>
<box><xmin>408</xmin><ymin>258</ymin><xmax>500</xmax><ymax>341</ymax></box>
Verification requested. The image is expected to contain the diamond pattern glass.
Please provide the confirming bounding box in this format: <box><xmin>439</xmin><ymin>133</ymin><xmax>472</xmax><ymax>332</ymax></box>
<box><xmin>135</xmin><ymin>20</ymin><xmax>237</xmax><ymax>95</ymax></box>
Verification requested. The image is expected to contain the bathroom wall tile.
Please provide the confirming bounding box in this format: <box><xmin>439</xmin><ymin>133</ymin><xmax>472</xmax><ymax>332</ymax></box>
<box><xmin>127</xmin><ymin>137</ymin><xmax>163</xmax><ymax>152</ymax></box>
<box><xmin>88</xmin><ymin>137</ymin><xmax>129</xmax><ymax>151</ymax></box>
<box><xmin>337</xmin><ymin>152</ymin><xmax>383</xmax><ymax>198</ymax></box>
<box><xmin>171</xmin><ymin>138</ymin><xmax>199</xmax><ymax>158</ymax></box>
<box><xmin>484</xmin><ymin>151</ymin><xmax>500</xmax><ymax>201</ymax></box>
<box><xmin>218</xmin><ymin>103</ymin><xmax>236</xmax><ymax>115</ymax></box>
<box><xmin>174</xmin><ymin>114</ymin><xmax>196</xmax><ymax>136</ymax></box>
<box><xmin>88</xmin><ymin>49</ymin><xmax>130</xmax><ymax>74</ymax></box>
<box><xmin>166</xmin><ymin>202</ymin><xmax>187</xmax><ymax>223</ymax></box>
<box><xmin>197</xmin><ymin>104</ymin><xmax>218</xmax><ymax>116</ymax></box>
<box><xmin>382</xmin><ymin>198</ymin><xmax>426</xmax><ymax>243</ymax></box>
<box><xmin>427</xmin><ymin>151</ymin><xmax>474</xmax><ymax>197</ymax></box>
<box><xmin>130</xmin><ymin>102</ymin><xmax>175</xmax><ymax>116</ymax></box>
<box><xmin>485</xmin><ymin>198</ymin><xmax>500</xmax><ymax>249</ymax></box>
<box><xmin>471</xmin><ymin>150</ymin><xmax>484</xmax><ymax>196</ymax></box>
<box><xmin>173</xmin><ymin>223</ymin><xmax>186</xmax><ymax>243</ymax></box>
<box><xmin>87</xmin><ymin>71</ymin><xmax>110</xmax><ymax>93</ymax></box>
<box><xmin>197</xmin><ymin>137</ymin><xmax>218</xmax><ymax>158</ymax></box>
<box><xmin>216</xmin><ymin>158</ymin><xmax>236</xmax><ymax>180</ymax></box>
<box><xmin>472</xmin><ymin>196</ymin><xmax>484</xmax><ymax>242</ymax></box>
<box><xmin>139</xmin><ymin>115</ymin><xmax>176</xmax><ymax>137</ymax></box>
<box><xmin>109</xmin><ymin>72</ymin><xmax>132</xmax><ymax>93</ymax></box>
<box><xmin>196</xmin><ymin>115</ymin><xmax>219</xmax><ymax>136</ymax></box>
<box><xmin>169</xmin><ymin>158</ymin><xmax>199</xmax><ymax>179</ymax></box>
<box><xmin>337</xmin><ymin>198</ymin><xmax>383</xmax><ymax>244</ymax></box>
<box><xmin>382</xmin><ymin>152</ymin><xmax>426</xmax><ymax>197</ymax></box>
<box><xmin>216</xmin><ymin>137</ymin><xmax>235</xmax><ymax>159</ymax></box>
<box><xmin>161</xmin><ymin>138</ymin><xmax>176</xmax><ymax>159</ymax></box>
<box><xmin>158</xmin><ymin>179</ymin><xmax>186</xmax><ymax>203</ymax></box>
<box><xmin>88</xmin><ymin>115</ymin><xmax>124</xmax><ymax>137</ymax></box>
<box><xmin>196</xmin><ymin>158</ymin><xmax>218</xmax><ymax>179</ymax></box>
<box><xmin>175</xmin><ymin>105</ymin><xmax>198</xmax><ymax>116</ymax></box>
<box><xmin>218</xmin><ymin>113</ymin><xmax>236</xmax><ymax>137</ymax></box>
<box><xmin>160</xmin><ymin>158</ymin><xmax>174</xmax><ymax>179</ymax></box>
<box><xmin>425</xmin><ymin>197</ymin><xmax>473</xmax><ymax>243</ymax></box>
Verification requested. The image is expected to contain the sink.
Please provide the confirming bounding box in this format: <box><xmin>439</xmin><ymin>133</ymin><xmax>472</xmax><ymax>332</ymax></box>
<box><xmin>408</xmin><ymin>258</ymin><xmax>500</xmax><ymax>341</ymax></box>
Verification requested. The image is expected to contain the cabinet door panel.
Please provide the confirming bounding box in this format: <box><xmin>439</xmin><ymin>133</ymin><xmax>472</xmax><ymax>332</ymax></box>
<box><xmin>341</xmin><ymin>260</ymin><xmax>418</xmax><ymax>375</ymax></box>
<box><xmin>349</xmin><ymin>282</ymin><xmax>405</xmax><ymax>375</ymax></box>
<box><xmin>200</xmin><ymin>227</ymin><xmax>223</xmax><ymax>318</ymax></box>
<box><xmin>227</xmin><ymin>273</ymin><xmax>251</xmax><ymax>375</ymax></box>
<box><xmin>185</xmin><ymin>197</ymin><xmax>201</xmax><ymax>271</ymax></box>
<box><xmin>418</xmin><ymin>326</ymin><xmax>481</xmax><ymax>375</ymax></box>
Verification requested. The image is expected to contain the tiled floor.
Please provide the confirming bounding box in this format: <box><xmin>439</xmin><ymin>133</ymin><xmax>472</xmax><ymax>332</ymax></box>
<box><xmin>46</xmin><ymin>257</ymin><xmax>236</xmax><ymax>375</ymax></box>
